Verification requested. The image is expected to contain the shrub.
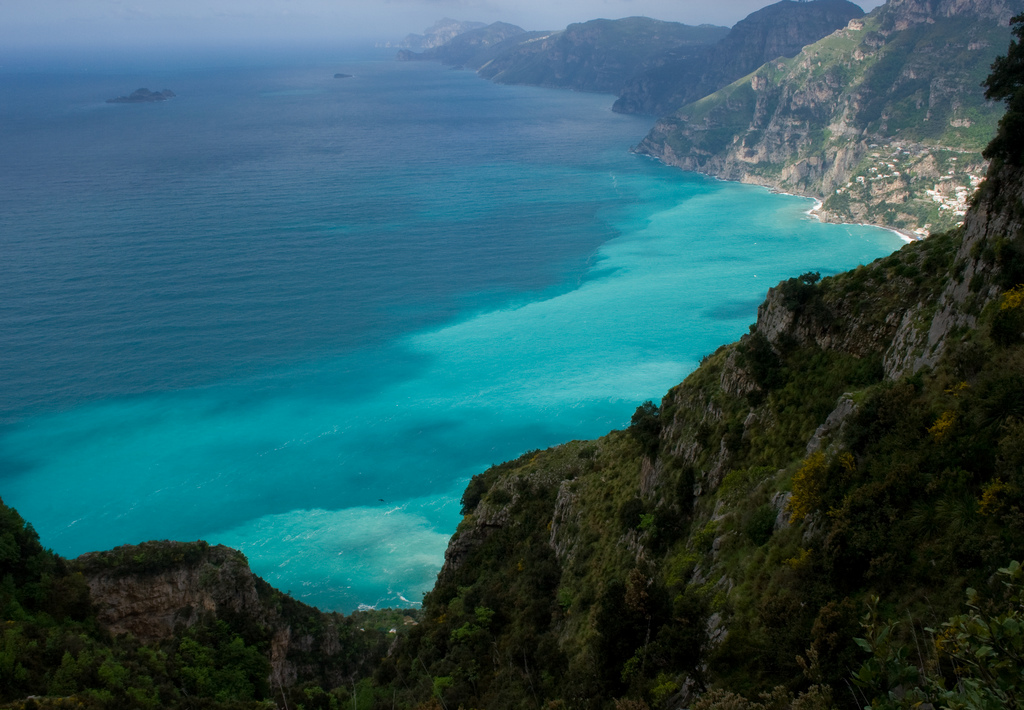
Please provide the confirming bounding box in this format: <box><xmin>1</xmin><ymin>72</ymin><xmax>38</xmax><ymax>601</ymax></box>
<box><xmin>630</xmin><ymin>401</ymin><xmax>661</xmax><ymax>457</ymax></box>
<box><xmin>788</xmin><ymin>452</ymin><xmax>828</xmax><ymax>523</ymax></box>
<box><xmin>744</xmin><ymin>505</ymin><xmax>777</xmax><ymax>547</ymax></box>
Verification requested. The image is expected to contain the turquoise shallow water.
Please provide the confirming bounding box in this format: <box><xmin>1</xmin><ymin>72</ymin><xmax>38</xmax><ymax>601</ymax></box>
<box><xmin>0</xmin><ymin>53</ymin><xmax>903</xmax><ymax>611</ymax></box>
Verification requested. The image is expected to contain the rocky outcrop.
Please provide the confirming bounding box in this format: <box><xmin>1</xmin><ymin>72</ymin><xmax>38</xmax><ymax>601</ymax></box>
<box><xmin>74</xmin><ymin>540</ymin><xmax>384</xmax><ymax>691</ymax></box>
<box><xmin>77</xmin><ymin>542</ymin><xmax>259</xmax><ymax>642</ymax></box>
<box><xmin>437</xmin><ymin>496</ymin><xmax>513</xmax><ymax>586</ymax></box>
<box><xmin>889</xmin><ymin>163</ymin><xmax>1024</xmax><ymax>374</ymax></box>
<box><xmin>550</xmin><ymin>480</ymin><xmax>582</xmax><ymax>565</ymax></box>
<box><xmin>805</xmin><ymin>395</ymin><xmax>858</xmax><ymax>454</ymax></box>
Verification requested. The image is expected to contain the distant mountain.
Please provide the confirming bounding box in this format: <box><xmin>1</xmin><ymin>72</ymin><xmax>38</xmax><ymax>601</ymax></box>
<box><xmin>397</xmin><ymin>18</ymin><xmax>487</xmax><ymax>52</ymax></box>
<box><xmin>636</xmin><ymin>0</ymin><xmax>1023</xmax><ymax>233</ymax></box>
<box><xmin>396</xmin><ymin>22</ymin><xmax>536</xmax><ymax>69</ymax></box>
<box><xmin>613</xmin><ymin>0</ymin><xmax>867</xmax><ymax>115</ymax></box>
<box><xmin>475</xmin><ymin>17</ymin><xmax>730</xmax><ymax>94</ymax></box>
<box><xmin>401</xmin><ymin>5</ymin><xmax>864</xmax><ymax>115</ymax></box>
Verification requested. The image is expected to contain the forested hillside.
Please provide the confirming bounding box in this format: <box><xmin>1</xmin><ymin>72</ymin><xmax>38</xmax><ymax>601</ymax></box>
<box><xmin>637</xmin><ymin>0</ymin><xmax>1022</xmax><ymax>234</ymax></box>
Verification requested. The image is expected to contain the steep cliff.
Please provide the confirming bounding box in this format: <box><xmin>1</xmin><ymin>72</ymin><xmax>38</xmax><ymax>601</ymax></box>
<box><xmin>73</xmin><ymin>541</ymin><xmax>389</xmax><ymax>691</ymax></box>
<box><xmin>636</xmin><ymin>0</ymin><xmax>1021</xmax><ymax>234</ymax></box>
<box><xmin>614</xmin><ymin>0</ymin><xmax>865</xmax><ymax>116</ymax></box>
<box><xmin>373</xmin><ymin>125</ymin><xmax>1024</xmax><ymax>708</ymax></box>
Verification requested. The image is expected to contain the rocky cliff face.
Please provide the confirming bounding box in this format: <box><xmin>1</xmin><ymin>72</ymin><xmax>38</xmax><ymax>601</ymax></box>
<box><xmin>614</xmin><ymin>0</ymin><xmax>865</xmax><ymax>115</ymax></box>
<box><xmin>636</xmin><ymin>0</ymin><xmax>1019</xmax><ymax>234</ymax></box>
<box><xmin>74</xmin><ymin>541</ymin><xmax>383</xmax><ymax>690</ymax></box>
<box><xmin>745</xmin><ymin>167</ymin><xmax>1022</xmax><ymax>380</ymax></box>
<box><xmin>77</xmin><ymin>543</ymin><xmax>260</xmax><ymax>643</ymax></box>
<box><xmin>881</xmin><ymin>0</ymin><xmax>1020</xmax><ymax>29</ymax></box>
<box><xmin>885</xmin><ymin>162</ymin><xmax>1024</xmax><ymax>373</ymax></box>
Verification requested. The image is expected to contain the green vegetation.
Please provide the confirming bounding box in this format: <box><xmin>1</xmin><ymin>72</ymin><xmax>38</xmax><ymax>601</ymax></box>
<box><xmin>852</xmin><ymin>561</ymin><xmax>1024</xmax><ymax>709</ymax></box>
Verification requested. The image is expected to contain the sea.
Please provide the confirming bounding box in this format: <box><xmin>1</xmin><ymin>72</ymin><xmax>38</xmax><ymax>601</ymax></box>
<box><xmin>0</xmin><ymin>46</ymin><xmax>903</xmax><ymax>612</ymax></box>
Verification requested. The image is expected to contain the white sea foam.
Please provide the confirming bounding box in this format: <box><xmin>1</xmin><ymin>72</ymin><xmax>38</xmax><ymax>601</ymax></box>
<box><xmin>213</xmin><ymin>500</ymin><xmax>451</xmax><ymax>610</ymax></box>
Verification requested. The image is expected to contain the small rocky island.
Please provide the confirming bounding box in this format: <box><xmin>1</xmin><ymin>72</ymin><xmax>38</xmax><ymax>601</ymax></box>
<box><xmin>106</xmin><ymin>88</ymin><xmax>175</xmax><ymax>104</ymax></box>
<box><xmin>334</xmin><ymin>73</ymin><xmax>353</xmax><ymax>78</ymax></box>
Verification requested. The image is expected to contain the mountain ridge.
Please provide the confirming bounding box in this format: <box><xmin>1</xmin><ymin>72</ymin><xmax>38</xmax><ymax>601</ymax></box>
<box><xmin>400</xmin><ymin>2</ymin><xmax>863</xmax><ymax>109</ymax></box>
<box><xmin>475</xmin><ymin>17</ymin><xmax>731</xmax><ymax>94</ymax></box>
<box><xmin>613</xmin><ymin>0</ymin><xmax>866</xmax><ymax>115</ymax></box>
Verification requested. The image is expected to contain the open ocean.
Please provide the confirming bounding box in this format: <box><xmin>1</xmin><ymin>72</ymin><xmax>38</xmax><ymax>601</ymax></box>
<box><xmin>0</xmin><ymin>48</ymin><xmax>903</xmax><ymax>611</ymax></box>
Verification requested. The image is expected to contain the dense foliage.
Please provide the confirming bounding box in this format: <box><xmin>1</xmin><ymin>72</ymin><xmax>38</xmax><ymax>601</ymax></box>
<box><xmin>1</xmin><ymin>500</ymin><xmax>263</xmax><ymax>709</ymax></box>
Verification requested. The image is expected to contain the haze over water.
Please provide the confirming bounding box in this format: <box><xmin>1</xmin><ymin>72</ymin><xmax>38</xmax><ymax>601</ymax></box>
<box><xmin>0</xmin><ymin>51</ymin><xmax>902</xmax><ymax>611</ymax></box>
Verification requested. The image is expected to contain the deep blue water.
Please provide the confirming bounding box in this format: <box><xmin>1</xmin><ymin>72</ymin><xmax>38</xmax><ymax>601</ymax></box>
<box><xmin>0</xmin><ymin>52</ymin><xmax>903</xmax><ymax>611</ymax></box>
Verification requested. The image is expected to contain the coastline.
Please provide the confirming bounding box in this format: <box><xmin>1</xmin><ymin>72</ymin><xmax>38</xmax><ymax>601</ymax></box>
<box><xmin>806</xmin><ymin>199</ymin><xmax>922</xmax><ymax>244</ymax></box>
<box><xmin>635</xmin><ymin>151</ymin><xmax>923</xmax><ymax>245</ymax></box>
<box><xmin>756</xmin><ymin>186</ymin><xmax>922</xmax><ymax>244</ymax></box>
<box><xmin>726</xmin><ymin>179</ymin><xmax>922</xmax><ymax>245</ymax></box>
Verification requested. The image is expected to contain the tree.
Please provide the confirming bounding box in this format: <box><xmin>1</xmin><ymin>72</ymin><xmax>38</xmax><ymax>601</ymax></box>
<box><xmin>983</xmin><ymin>14</ymin><xmax>1024</xmax><ymax>164</ymax></box>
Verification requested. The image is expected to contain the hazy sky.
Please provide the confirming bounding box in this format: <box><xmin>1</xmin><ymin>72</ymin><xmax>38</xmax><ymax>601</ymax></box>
<box><xmin>0</xmin><ymin>0</ymin><xmax>886</xmax><ymax>50</ymax></box>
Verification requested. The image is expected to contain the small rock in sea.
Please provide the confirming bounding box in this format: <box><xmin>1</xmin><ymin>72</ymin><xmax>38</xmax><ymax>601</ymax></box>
<box><xmin>334</xmin><ymin>73</ymin><xmax>353</xmax><ymax>79</ymax></box>
<box><xmin>106</xmin><ymin>88</ymin><xmax>176</xmax><ymax>104</ymax></box>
